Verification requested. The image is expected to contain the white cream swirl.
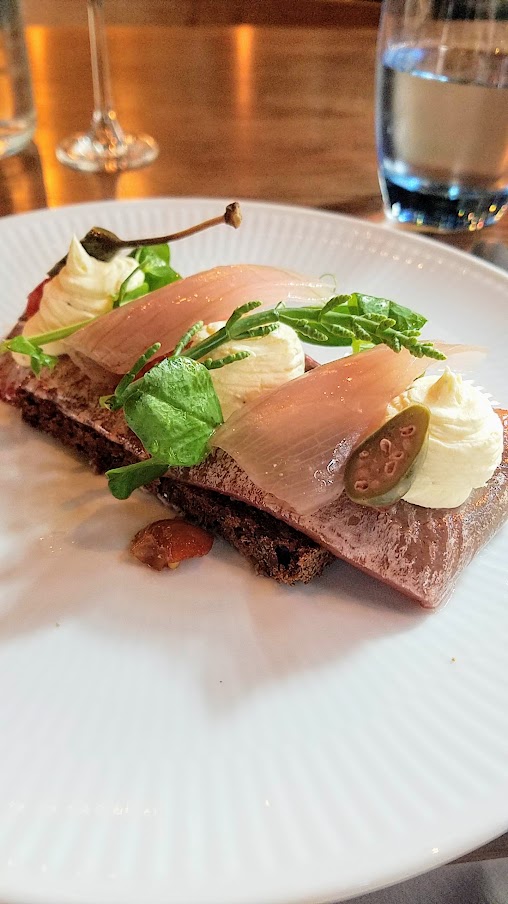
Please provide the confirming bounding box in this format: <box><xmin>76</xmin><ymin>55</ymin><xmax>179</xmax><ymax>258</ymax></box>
<box><xmin>387</xmin><ymin>368</ymin><xmax>503</xmax><ymax>508</ymax></box>
<box><xmin>15</xmin><ymin>237</ymin><xmax>144</xmax><ymax>363</ymax></box>
<box><xmin>192</xmin><ymin>320</ymin><xmax>305</xmax><ymax>420</ymax></box>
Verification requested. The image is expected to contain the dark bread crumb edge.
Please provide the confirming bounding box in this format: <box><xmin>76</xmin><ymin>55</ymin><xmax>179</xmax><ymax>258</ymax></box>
<box><xmin>19</xmin><ymin>389</ymin><xmax>333</xmax><ymax>584</ymax></box>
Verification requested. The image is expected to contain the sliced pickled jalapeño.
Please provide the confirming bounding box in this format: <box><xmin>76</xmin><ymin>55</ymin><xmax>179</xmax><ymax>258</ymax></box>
<box><xmin>344</xmin><ymin>404</ymin><xmax>430</xmax><ymax>508</ymax></box>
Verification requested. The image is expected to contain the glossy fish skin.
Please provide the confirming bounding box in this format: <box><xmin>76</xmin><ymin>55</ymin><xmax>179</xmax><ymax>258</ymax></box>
<box><xmin>174</xmin><ymin>411</ymin><xmax>508</xmax><ymax>608</ymax></box>
<box><xmin>66</xmin><ymin>264</ymin><xmax>331</xmax><ymax>375</ymax></box>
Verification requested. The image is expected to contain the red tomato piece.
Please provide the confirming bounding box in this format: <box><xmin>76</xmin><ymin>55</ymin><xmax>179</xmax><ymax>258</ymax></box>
<box><xmin>25</xmin><ymin>277</ymin><xmax>51</xmax><ymax>318</ymax></box>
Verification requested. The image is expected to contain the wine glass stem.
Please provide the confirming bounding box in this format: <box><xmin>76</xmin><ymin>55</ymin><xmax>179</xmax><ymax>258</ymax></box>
<box><xmin>87</xmin><ymin>0</ymin><xmax>124</xmax><ymax>146</ymax></box>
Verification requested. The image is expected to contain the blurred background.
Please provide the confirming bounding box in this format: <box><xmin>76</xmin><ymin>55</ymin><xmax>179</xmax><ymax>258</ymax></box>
<box><xmin>2</xmin><ymin>0</ymin><xmax>385</xmax><ymax>218</ymax></box>
<box><xmin>4</xmin><ymin>0</ymin><xmax>506</xmax><ymax>250</ymax></box>
<box><xmin>22</xmin><ymin>0</ymin><xmax>381</xmax><ymax>27</ymax></box>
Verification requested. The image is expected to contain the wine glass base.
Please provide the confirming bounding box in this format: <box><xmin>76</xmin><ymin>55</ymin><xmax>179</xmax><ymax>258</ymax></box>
<box><xmin>56</xmin><ymin>131</ymin><xmax>159</xmax><ymax>173</ymax></box>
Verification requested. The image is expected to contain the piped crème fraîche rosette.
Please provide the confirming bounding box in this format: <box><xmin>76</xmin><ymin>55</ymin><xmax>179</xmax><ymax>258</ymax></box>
<box><xmin>190</xmin><ymin>320</ymin><xmax>305</xmax><ymax>420</ymax></box>
<box><xmin>13</xmin><ymin>236</ymin><xmax>145</xmax><ymax>363</ymax></box>
<box><xmin>387</xmin><ymin>368</ymin><xmax>503</xmax><ymax>508</ymax></box>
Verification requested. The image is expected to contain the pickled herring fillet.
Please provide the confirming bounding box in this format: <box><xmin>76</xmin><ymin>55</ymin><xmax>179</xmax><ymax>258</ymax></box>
<box><xmin>66</xmin><ymin>264</ymin><xmax>331</xmax><ymax>375</ymax></box>
<box><xmin>175</xmin><ymin>410</ymin><xmax>508</xmax><ymax>608</ymax></box>
<box><xmin>212</xmin><ymin>344</ymin><xmax>438</xmax><ymax>516</ymax></box>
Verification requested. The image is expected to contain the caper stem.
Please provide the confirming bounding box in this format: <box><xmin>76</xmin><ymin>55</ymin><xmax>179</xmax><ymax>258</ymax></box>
<box><xmin>111</xmin><ymin>202</ymin><xmax>242</xmax><ymax>249</ymax></box>
<box><xmin>47</xmin><ymin>202</ymin><xmax>242</xmax><ymax>277</ymax></box>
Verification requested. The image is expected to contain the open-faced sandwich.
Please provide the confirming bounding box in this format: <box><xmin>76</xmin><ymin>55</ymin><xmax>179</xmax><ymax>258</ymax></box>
<box><xmin>0</xmin><ymin>204</ymin><xmax>507</xmax><ymax>608</ymax></box>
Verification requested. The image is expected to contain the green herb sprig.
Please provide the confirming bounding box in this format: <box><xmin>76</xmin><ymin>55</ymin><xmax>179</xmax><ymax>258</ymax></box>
<box><xmin>182</xmin><ymin>294</ymin><xmax>445</xmax><ymax>362</ymax></box>
<box><xmin>0</xmin><ymin>335</ymin><xmax>59</xmax><ymax>376</ymax></box>
<box><xmin>0</xmin><ymin>319</ymin><xmax>93</xmax><ymax>374</ymax></box>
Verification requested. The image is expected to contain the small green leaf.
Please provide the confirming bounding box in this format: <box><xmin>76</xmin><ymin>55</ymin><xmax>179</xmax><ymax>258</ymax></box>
<box><xmin>353</xmin><ymin>294</ymin><xmax>426</xmax><ymax>331</ymax></box>
<box><xmin>352</xmin><ymin>323</ymin><xmax>372</xmax><ymax>342</ymax></box>
<box><xmin>113</xmin><ymin>267</ymin><xmax>150</xmax><ymax>308</ymax></box>
<box><xmin>106</xmin><ymin>457</ymin><xmax>169</xmax><ymax>499</ymax></box>
<box><xmin>388</xmin><ymin>300</ymin><xmax>427</xmax><ymax>332</ymax></box>
<box><xmin>289</xmin><ymin>320</ymin><xmax>329</xmax><ymax>342</ymax></box>
<box><xmin>116</xmin><ymin>244</ymin><xmax>181</xmax><ymax>302</ymax></box>
<box><xmin>132</xmin><ymin>244</ymin><xmax>181</xmax><ymax>291</ymax></box>
<box><xmin>228</xmin><ymin>309</ymin><xmax>277</xmax><ymax>339</ymax></box>
<box><xmin>2</xmin><ymin>335</ymin><xmax>58</xmax><ymax>375</ymax></box>
<box><xmin>118</xmin><ymin>283</ymin><xmax>150</xmax><ymax>305</ymax></box>
<box><xmin>235</xmin><ymin>324</ymin><xmax>278</xmax><ymax>340</ymax></box>
<box><xmin>123</xmin><ymin>356</ymin><xmax>223</xmax><ymax>467</ymax></box>
<box><xmin>133</xmin><ymin>244</ymin><xmax>170</xmax><ymax>266</ymax></box>
<box><xmin>416</xmin><ymin>343</ymin><xmax>446</xmax><ymax>361</ymax></box>
<box><xmin>146</xmin><ymin>267</ymin><xmax>181</xmax><ymax>292</ymax></box>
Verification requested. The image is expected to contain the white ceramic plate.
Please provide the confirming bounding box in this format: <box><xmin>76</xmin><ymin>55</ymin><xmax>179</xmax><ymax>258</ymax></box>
<box><xmin>0</xmin><ymin>198</ymin><xmax>507</xmax><ymax>904</ymax></box>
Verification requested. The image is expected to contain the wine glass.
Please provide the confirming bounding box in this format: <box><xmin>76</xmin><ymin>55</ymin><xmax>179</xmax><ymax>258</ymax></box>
<box><xmin>56</xmin><ymin>0</ymin><xmax>158</xmax><ymax>173</ymax></box>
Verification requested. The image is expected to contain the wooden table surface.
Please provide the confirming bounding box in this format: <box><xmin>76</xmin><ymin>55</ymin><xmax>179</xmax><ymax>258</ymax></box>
<box><xmin>0</xmin><ymin>20</ymin><xmax>507</xmax><ymax>870</ymax></box>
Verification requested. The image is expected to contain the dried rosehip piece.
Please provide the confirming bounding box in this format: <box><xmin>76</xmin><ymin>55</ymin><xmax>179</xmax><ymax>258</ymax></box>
<box><xmin>130</xmin><ymin>518</ymin><xmax>213</xmax><ymax>571</ymax></box>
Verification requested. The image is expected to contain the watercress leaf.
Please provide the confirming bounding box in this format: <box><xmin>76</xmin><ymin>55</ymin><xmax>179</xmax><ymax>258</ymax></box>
<box><xmin>350</xmin><ymin>293</ymin><xmax>390</xmax><ymax>318</ymax></box>
<box><xmin>388</xmin><ymin>300</ymin><xmax>427</xmax><ymax>331</ymax></box>
<box><xmin>129</xmin><ymin>245</ymin><xmax>181</xmax><ymax>292</ymax></box>
<box><xmin>106</xmin><ymin>457</ymin><xmax>169</xmax><ymax>500</ymax></box>
<box><xmin>145</xmin><ymin>266</ymin><xmax>181</xmax><ymax>292</ymax></box>
<box><xmin>112</xmin><ymin>267</ymin><xmax>149</xmax><ymax>308</ymax></box>
<box><xmin>117</xmin><ymin>282</ymin><xmax>150</xmax><ymax>306</ymax></box>
<box><xmin>136</xmin><ymin>246</ymin><xmax>173</xmax><ymax>276</ymax></box>
<box><xmin>142</xmin><ymin>255</ymin><xmax>169</xmax><ymax>276</ymax></box>
<box><xmin>135</xmin><ymin>244</ymin><xmax>170</xmax><ymax>266</ymax></box>
<box><xmin>353</xmin><ymin>294</ymin><xmax>426</xmax><ymax>331</ymax></box>
<box><xmin>123</xmin><ymin>356</ymin><xmax>223</xmax><ymax>467</ymax></box>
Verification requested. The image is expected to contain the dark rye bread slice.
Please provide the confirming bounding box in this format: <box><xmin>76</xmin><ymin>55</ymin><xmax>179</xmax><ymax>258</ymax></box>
<box><xmin>0</xmin><ymin>351</ymin><xmax>333</xmax><ymax>584</ymax></box>
<box><xmin>178</xmin><ymin>431</ymin><xmax>508</xmax><ymax>607</ymax></box>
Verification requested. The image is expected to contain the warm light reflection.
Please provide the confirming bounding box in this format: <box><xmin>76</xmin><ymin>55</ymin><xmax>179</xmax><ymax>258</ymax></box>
<box><xmin>117</xmin><ymin>170</ymin><xmax>151</xmax><ymax>199</ymax></box>
<box><xmin>26</xmin><ymin>26</ymin><xmax>47</xmax><ymax>73</ymax></box>
<box><xmin>26</xmin><ymin>26</ymin><xmax>69</xmax><ymax>205</ymax></box>
<box><xmin>234</xmin><ymin>25</ymin><xmax>254</xmax><ymax>116</ymax></box>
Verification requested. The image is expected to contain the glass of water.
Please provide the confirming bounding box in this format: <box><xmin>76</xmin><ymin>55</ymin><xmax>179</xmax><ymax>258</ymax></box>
<box><xmin>376</xmin><ymin>0</ymin><xmax>508</xmax><ymax>232</ymax></box>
